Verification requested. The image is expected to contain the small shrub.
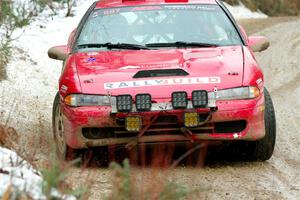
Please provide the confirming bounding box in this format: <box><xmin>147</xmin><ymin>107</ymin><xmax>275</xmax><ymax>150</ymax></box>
<box><xmin>58</xmin><ymin>0</ymin><xmax>75</xmax><ymax>17</ymax></box>
<box><xmin>0</xmin><ymin>124</ymin><xmax>19</xmax><ymax>149</ymax></box>
<box><xmin>107</xmin><ymin>159</ymin><xmax>192</xmax><ymax>200</ymax></box>
<box><xmin>0</xmin><ymin>0</ymin><xmax>33</xmax><ymax>80</ymax></box>
<box><xmin>40</xmin><ymin>159</ymin><xmax>87</xmax><ymax>199</ymax></box>
<box><xmin>32</xmin><ymin>0</ymin><xmax>75</xmax><ymax>17</ymax></box>
<box><xmin>0</xmin><ymin>39</ymin><xmax>10</xmax><ymax>80</ymax></box>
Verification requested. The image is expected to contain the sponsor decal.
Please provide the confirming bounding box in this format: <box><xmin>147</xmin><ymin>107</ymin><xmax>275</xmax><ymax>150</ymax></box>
<box><xmin>60</xmin><ymin>85</ymin><xmax>68</xmax><ymax>93</ymax></box>
<box><xmin>83</xmin><ymin>79</ymin><xmax>94</xmax><ymax>84</ymax></box>
<box><xmin>104</xmin><ymin>77</ymin><xmax>221</xmax><ymax>89</ymax></box>
<box><xmin>87</xmin><ymin>52</ymin><xmax>98</xmax><ymax>56</ymax></box>
<box><xmin>119</xmin><ymin>65</ymin><xmax>141</xmax><ymax>70</ymax></box>
<box><xmin>164</xmin><ymin>5</ymin><xmax>217</xmax><ymax>11</ymax></box>
<box><xmin>87</xmin><ymin>57</ymin><xmax>96</xmax><ymax>62</ymax></box>
<box><xmin>256</xmin><ymin>78</ymin><xmax>263</xmax><ymax>86</ymax></box>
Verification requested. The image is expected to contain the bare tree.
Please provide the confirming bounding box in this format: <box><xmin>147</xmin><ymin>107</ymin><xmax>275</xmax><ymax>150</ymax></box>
<box><xmin>66</xmin><ymin>0</ymin><xmax>74</xmax><ymax>17</ymax></box>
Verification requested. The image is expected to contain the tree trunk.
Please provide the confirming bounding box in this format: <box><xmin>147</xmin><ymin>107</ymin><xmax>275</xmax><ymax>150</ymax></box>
<box><xmin>66</xmin><ymin>0</ymin><xmax>74</xmax><ymax>17</ymax></box>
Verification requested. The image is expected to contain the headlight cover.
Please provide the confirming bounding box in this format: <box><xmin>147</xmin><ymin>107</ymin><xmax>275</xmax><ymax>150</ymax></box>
<box><xmin>211</xmin><ymin>86</ymin><xmax>260</xmax><ymax>100</ymax></box>
<box><xmin>64</xmin><ymin>94</ymin><xmax>116</xmax><ymax>107</ymax></box>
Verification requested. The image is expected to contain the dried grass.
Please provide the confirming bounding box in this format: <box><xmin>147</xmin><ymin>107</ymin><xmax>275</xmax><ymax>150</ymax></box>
<box><xmin>0</xmin><ymin>124</ymin><xmax>19</xmax><ymax>150</ymax></box>
<box><xmin>224</xmin><ymin>0</ymin><xmax>300</xmax><ymax>16</ymax></box>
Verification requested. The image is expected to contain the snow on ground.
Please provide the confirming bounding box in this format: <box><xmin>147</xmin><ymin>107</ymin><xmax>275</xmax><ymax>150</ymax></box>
<box><xmin>0</xmin><ymin>147</ymin><xmax>42</xmax><ymax>199</ymax></box>
<box><xmin>0</xmin><ymin>1</ymin><xmax>94</xmax><ymax>194</ymax></box>
<box><xmin>224</xmin><ymin>2</ymin><xmax>268</xmax><ymax>19</ymax></box>
<box><xmin>0</xmin><ymin>147</ymin><xmax>75</xmax><ymax>199</ymax></box>
<box><xmin>0</xmin><ymin>0</ymin><xmax>95</xmax><ymax>155</ymax></box>
<box><xmin>0</xmin><ymin>1</ymin><xmax>267</xmax><ymax>197</ymax></box>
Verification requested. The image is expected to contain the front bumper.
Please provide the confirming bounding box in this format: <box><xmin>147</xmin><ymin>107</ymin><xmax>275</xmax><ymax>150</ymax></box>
<box><xmin>61</xmin><ymin>94</ymin><xmax>265</xmax><ymax>149</ymax></box>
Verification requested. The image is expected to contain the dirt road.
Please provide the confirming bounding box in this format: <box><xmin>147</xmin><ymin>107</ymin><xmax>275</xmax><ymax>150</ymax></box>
<box><xmin>67</xmin><ymin>18</ymin><xmax>300</xmax><ymax>199</ymax></box>
<box><xmin>1</xmin><ymin>17</ymin><xmax>299</xmax><ymax>199</ymax></box>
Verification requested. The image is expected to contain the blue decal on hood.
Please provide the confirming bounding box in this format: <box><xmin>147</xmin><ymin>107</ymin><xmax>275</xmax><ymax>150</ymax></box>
<box><xmin>87</xmin><ymin>57</ymin><xmax>96</xmax><ymax>62</ymax></box>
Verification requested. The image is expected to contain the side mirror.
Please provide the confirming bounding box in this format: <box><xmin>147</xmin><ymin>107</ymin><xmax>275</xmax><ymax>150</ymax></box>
<box><xmin>248</xmin><ymin>36</ymin><xmax>270</xmax><ymax>52</ymax></box>
<box><xmin>48</xmin><ymin>45</ymin><xmax>68</xmax><ymax>61</ymax></box>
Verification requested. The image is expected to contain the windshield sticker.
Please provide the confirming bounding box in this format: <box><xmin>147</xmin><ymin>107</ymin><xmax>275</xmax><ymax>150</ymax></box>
<box><xmin>94</xmin><ymin>4</ymin><xmax>218</xmax><ymax>16</ymax></box>
<box><xmin>103</xmin><ymin>8</ymin><xmax>121</xmax><ymax>15</ymax></box>
<box><xmin>164</xmin><ymin>5</ymin><xmax>217</xmax><ymax>11</ymax></box>
<box><xmin>104</xmin><ymin>77</ymin><xmax>220</xmax><ymax>89</ymax></box>
<box><xmin>132</xmin><ymin>6</ymin><xmax>163</xmax><ymax>11</ymax></box>
<box><xmin>92</xmin><ymin>12</ymin><xmax>99</xmax><ymax>18</ymax></box>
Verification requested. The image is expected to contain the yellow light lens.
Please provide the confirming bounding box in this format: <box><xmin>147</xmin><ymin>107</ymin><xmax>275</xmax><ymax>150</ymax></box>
<box><xmin>259</xmin><ymin>105</ymin><xmax>265</xmax><ymax>112</ymax></box>
<box><xmin>250</xmin><ymin>87</ymin><xmax>260</xmax><ymax>98</ymax></box>
<box><xmin>64</xmin><ymin>95</ymin><xmax>74</xmax><ymax>106</ymax></box>
<box><xmin>126</xmin><ymin>116</ymin><xmax>142</xmax><ymax>132</ymax></box>
<box><xmin>184</xmin><ymin>112</ymin><xmax>199</xmax><ymax>127</ymax></box>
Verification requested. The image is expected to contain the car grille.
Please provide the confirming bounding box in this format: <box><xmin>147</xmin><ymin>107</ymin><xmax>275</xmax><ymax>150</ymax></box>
<box><xmin>82</xmin><ymin>118</ymin><xmax>247</xmax><ymax>140</ymax></box>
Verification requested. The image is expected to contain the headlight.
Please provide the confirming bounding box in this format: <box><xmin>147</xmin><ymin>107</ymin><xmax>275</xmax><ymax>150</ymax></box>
<box><xmin>211</xmin><ymin>86</ymin><xmax>260</xmax><ymax>100</ymax></box>
<box><xmin>64</xmin><ymin>94</ymin><xmax>116</xmax><ymax>107</ymax></box>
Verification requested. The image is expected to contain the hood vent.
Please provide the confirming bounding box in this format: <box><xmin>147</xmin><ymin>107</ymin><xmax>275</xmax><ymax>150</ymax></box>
<box><xmin>133</xmin><ymin>69</ymin><xmax>189</xmax><ymax>78</ymax></box>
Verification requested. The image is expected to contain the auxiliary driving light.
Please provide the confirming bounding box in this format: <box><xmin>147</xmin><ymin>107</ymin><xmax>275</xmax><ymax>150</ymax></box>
<box><xmin>172</xmin><ymin>92</ymin><xmax>188</xmax><ymax>109</ymax></box>
<box><xmin>184</xmin><ymin>112</ymin><xmax>199</xmax><ymax>127</ymax></box>
<box><xmin>116</xmin><ymin>95</ymin><xmax>133</xmax><ymax>112</ymax></box>
<box><xmin>136</xmin><ymin>94</ymin><xmax>152</xmax><ymax>111</ymax></box>
<box><xmin>192</xmin><ymin>90</ymin><xmax>208</xmax><ymax>108</ymax></box>
<box><xmin>125</xmin><ymin>116</ymin><xmax>142</xmax><ymax>132</ymax></box>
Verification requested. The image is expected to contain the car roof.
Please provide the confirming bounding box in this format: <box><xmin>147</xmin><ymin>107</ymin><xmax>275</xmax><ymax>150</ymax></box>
<box><xmin>95</xmin><ymin>0</ymin><xmax>217</xmax><ymax>9</ymax></box>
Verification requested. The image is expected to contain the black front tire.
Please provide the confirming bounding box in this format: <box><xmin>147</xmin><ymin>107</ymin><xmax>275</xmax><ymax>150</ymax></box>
<box><xmin>52</xmin><ymin>92</ymin><xmax>79</xmax><ymax>161</ymax></box>
<box><xmin>251</xmin><ymin>88</ymin><xmax>276</xmax><ymax>161</ymax></box>
<box><xmin>223</xmin><ymin>88</ymin><xmax>276</xmax><ymax>161</ymax></box>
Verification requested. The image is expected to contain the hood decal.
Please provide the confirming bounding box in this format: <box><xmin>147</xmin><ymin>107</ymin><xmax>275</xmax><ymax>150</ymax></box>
<box><xmin>104</xmin><ymin>77</ymin><xmax>220</xmax><ymax>89</ymax></box>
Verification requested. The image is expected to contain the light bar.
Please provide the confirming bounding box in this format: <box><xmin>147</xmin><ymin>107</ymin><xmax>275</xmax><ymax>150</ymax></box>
<box><xmin>184</xmin><ymin>112</ymin><xmax>199</xmax><ymax>127</ymax></box>
<box><xmin>136</xmin><ymin>94</ymin><xmax>152</xmax><ymax>111</ymax></box>
<box><xmin>172</xmin><ymin>92</ymin><xmax>188</xmax><ymax>109</ymax></box>
<box><xmin>126</xmin><ymin>116</ymin><xmax>142</xmax><ymax>132</ymax></box>
<box><xmin>192</xmin><ymin>90</ymin><xmax>208</xmax><ymax>108</ymax></box>
<box><xmin>116</xmin><ymin>95</ymin><xmax>133</xmax><ymax>112</ymax></box>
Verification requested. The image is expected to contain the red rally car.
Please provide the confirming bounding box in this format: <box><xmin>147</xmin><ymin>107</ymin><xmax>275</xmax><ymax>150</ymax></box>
<box><xmin>48</xmin><ymin>0</ymin><xmax>276</xmax><ymax>161</ymax></box>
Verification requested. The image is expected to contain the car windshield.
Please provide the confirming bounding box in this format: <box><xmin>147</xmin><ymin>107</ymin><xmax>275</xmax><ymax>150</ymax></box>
<box><xmin>76</xmin><ymin>4</ymin><xmax>242</xmax><ymax>49</ymax></box>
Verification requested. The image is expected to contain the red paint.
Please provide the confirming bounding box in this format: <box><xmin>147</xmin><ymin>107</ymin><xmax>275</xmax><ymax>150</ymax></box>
<box><xmin>96</xmin><ymin>0</ymin><xmax>217</xmax><ymax>9</ymax></box>
<box><xmin>66</xmin><ymin>46</ymin><xmax>244</xmax><ymax>98</ymax></box>
<box><xmin>50</xmin><ymin>0</ymin><xmax>267</xmax><ymax>149</ymax></box>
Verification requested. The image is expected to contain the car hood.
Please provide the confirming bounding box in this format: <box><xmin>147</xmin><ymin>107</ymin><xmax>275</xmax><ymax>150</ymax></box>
<box><xmin>74</xmin><ymin>46</ymin><xmax>244</xmax><ymax>98</ymax></box>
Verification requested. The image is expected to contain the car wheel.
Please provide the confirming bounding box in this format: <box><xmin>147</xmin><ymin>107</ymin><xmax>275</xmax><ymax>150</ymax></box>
<box><xmin>251</xmin><ymin>88</ymin><xmax>276</xmax><ymax>161</ymax></box>
<box><xmin>223</xmin><ymin>88</ymin><xmax>276</xmax><ymax>161</ymax></box>
<box><xmin>52</xmin><ymin>92</ymin><xmax>79</xmax><ymax>161</ymax></box>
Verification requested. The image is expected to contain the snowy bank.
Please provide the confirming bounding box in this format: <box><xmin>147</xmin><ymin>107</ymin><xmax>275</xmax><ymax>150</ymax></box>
<box><xmin>0</xmin><ymin>0</ymin><xmax>95</xmax><ymax>162</ymax></box>
<box><xmin>0</xmin><ymin>147</ymin><xmax>42</xmax><ymax>199</ymax></box>
<box><xmin>224</xmin><ymin>2</ymin><xmax>268</xmax><ymax>19</ymax></box>
<box><xmin>0</xmin><ymin>147</ymin><xmax>75</xmax><ymax>199</ymax></box>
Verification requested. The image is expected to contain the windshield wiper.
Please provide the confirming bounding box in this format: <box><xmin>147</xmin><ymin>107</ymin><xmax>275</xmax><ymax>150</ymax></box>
<box><xmin>146</xmin><ymin>41</ymin><xmax>218</xmax><ymax>48</ymax></box>
<box><xmin>77</xmin><ymin>42</ymin><xmax>150</xmax><ymax>50</ymax></box>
